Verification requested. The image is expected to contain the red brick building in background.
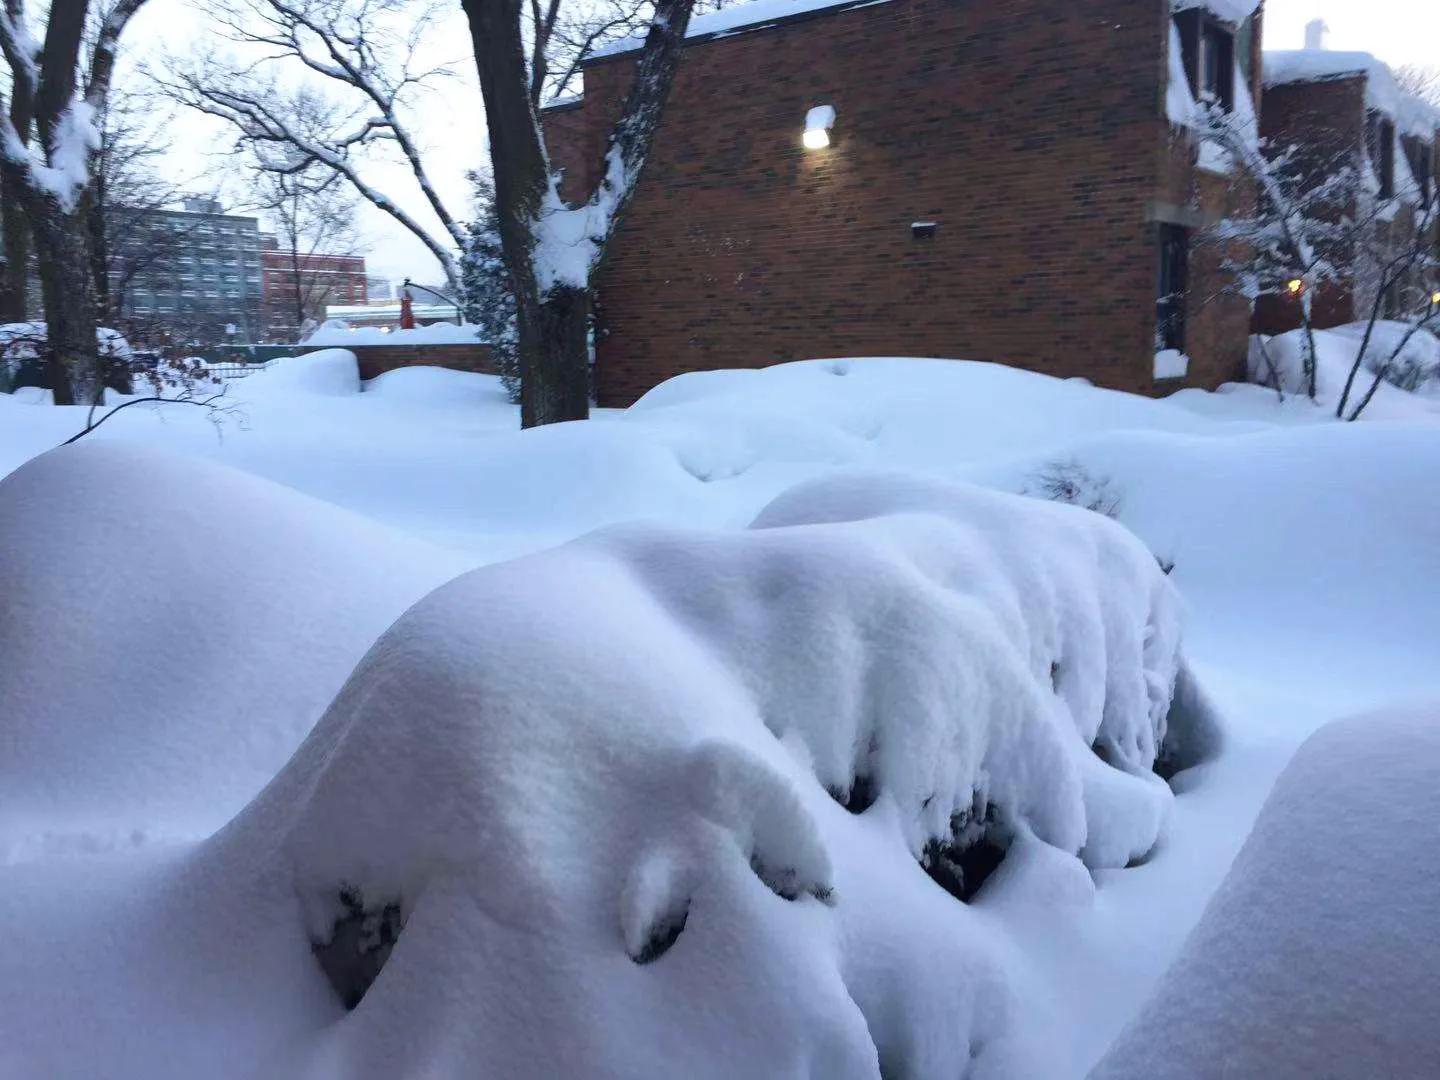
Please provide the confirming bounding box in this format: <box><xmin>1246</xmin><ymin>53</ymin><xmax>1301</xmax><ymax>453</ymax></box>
<box><xmin>546</xmin><ymin>0</ymin><xmax>1265</xmax><ymax>407</ymax></box>
<box><xmin>260</xmin><ymin>237</ymin><xmax>369</xmax><ymax>342</ymax></box>
<box><xmin>1255</xmin><ymin>52</ymin><xmax>1438</xmax><ymax>334</ymax></box>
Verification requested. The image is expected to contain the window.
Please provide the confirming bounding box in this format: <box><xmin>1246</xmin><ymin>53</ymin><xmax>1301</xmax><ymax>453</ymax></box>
<box><xmin>1402</xmin><ymin>135</ymin><xmax>1433</xmax><ymax>203</ymax></box>
<box><xmin>1176</xmin><ymin>12</ymin><xmax>1236</xmax><ymax>113</ymax></box>
<box><xmin>1199</xmin><ymin>23</ymin><xmax>1235</xmax><ymax>110</ymax></box>
<box><xmin>1367</xmin><ymin>111</ymin><xmax>1396</xmax><ymax>198</ymax></box>
<box><xmin>1156</xmin><ymin>224</ymin><xmax>1189</xmax><ymax>353</ymax></box>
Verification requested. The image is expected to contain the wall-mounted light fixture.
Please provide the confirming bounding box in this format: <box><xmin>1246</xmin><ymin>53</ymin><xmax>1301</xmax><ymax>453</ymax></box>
<box><xmin>803</xmin><ymin>104</ymin><xmax>836</xmax><ymax>150</ymax></box>
<box><xmin>1286</xmin><ymin>279</ymin><xmax>1305</xmax><ymax>296</ymax></box>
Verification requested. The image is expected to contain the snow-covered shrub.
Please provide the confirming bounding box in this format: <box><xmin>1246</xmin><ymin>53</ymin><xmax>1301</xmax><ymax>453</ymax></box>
<box><xmin>196</xmin><ymin>472</ymin><xmax>1196</xmax><ymax>1077</ymax></box>
<box><xmin>1328</xmin><ymin>320</ymin><xmax>1440</xmax><ymax>392</ymax></box>
<box><xmin>462</xmin><ymin>172</ymin><xmax>520</xmax><ymax>402</ymax></box>
<box><xmin>1250</xmin><ymin>325</ymin><xmax>1440</xmax><ymax>413</ymax></box>
<box><xmin>1024</xmin><ymin>460</ymin><xmax>1122</xmax><ymax>518</ymax></box>
<box><xmin>0</xmin><ymin>442</ymin><xmax>462</xmax><ymax>857</ymax></box>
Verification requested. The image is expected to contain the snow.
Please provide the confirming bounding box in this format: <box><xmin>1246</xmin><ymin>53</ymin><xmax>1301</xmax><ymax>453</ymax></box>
<box><xmin>1</xmin><ymin>352</ymin><xmax>1439</xmax><ymax>1076</ymax></box>
<box><xmin>592</xmin><ymin>0</ymin><xmax>896</xmax><ymax>57</ymax></box>
<box><xmin>1152</xmin><ymin>349</ymin><xmax>1190</xmax><ymax>379</ymax></box>
<box><xmin>1092</xmin><ymin>707</ymin><xmax>1440</xmax><ymax>1079</ymax></box>
<box><xmin>1250</xmin><ymin>324</ymin><xmax>1440</xmax><ymax>419</ymax></box>
<box><xmin>0</xmin><ymin>441</ymin><xmax>465</xmax><ymax>861</ymax></box>
<box><xmin>1264</xmin><ymin>49</ymin><xmax>1440</xmax><ymax>136</ymax></box>
<box><xmin>304</xmin><ymin>321</ymin><xmax>482</xmax><ymax>347</ymax></box>
<box><xmin>1171</xmin><ymin>0</ymin><xmax>1261</xmax><ymax>23</ymax></box>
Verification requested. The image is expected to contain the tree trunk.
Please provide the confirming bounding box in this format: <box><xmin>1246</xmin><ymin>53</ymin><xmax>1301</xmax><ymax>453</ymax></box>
<box><xmin>518</xmin><ymin>283</ymin><xmax>590</xmax><ymax>427</ymax></box>
<box><xmin>30</xmin><ymin>206</ymin><xmax>104</xmax><ymax>405</ymax></box>
<box><xmin>0</xmin><ymin>164</ymin><xmax>29</xmax><ymax>322</ymax></box>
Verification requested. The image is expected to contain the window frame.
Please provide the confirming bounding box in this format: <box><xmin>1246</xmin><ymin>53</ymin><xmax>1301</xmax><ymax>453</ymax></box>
<box><xmin>1156</xmin><ymin>223</ymin><xmax>1190</xmax><ymax>355</ymax></box>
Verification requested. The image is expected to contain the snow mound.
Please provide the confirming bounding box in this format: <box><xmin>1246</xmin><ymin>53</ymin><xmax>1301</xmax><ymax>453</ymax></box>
<box><xmin>1249</xmin><ymin>326</ymin><xmax>1440</xmax><ymax>420</ymax></box>
<box><xmin>0</xmin><ymin>442</ymin><xmax>461</xmax><ymax>860</ymax></box>
<box><xmin>362</xmin><ymin>366</ymin><xmax>510</xmax><ymax>408</ymax></box>
<box><xmin>1092</xmin><ymin>707</ymin><xmax>1440</xmax><ymax>1079</ymax></box>
<box><xmin>198</xmin><ymin>472</ymin><xmax>1193</xmax><ymax>1077</ymax></box>
<box><xmin>239</xmin><ymin>349</ymin><xmax>360</xmax><ymax>398</ymax></box>
<box><xmin>305</xmin><ymin>323</ymin><xmax>482</xmax><ymax>347</ymax></box>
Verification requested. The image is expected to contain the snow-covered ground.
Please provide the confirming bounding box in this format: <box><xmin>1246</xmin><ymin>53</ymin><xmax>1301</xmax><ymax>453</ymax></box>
<box><xmin>1</xmin><ymin>346</ymin><xmax>1438</xmax><ymax>1077</ymax></box>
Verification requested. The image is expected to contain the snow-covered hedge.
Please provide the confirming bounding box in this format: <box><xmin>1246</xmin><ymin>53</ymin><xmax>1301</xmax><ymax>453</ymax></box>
<box><xmin>196</xmin><ymin>471</ymin><xmax>1198</xmax><ymax>1077</ymax></box>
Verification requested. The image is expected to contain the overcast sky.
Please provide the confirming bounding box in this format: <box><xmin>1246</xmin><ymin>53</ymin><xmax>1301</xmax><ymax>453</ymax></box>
<box><xmin>121</xmin><ymin>0</ymin><xmax>1440</xmax><ymax>287</ymax></box>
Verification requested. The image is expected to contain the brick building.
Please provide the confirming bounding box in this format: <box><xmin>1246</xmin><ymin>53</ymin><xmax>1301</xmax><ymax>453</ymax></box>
<box><xmin>545</xmin><ymin>0</ymin><xmax>1265</xmax><ymax>407</ymax></box>
<box><xmin>260</xmin><ymin>241</ymin><xmax>369</xmax><ymax>342</ymax></box>
<box><xmin>1256</xmin><ymin>50</ymin><xmax>1438</xmax><ymax>334</ymax></box>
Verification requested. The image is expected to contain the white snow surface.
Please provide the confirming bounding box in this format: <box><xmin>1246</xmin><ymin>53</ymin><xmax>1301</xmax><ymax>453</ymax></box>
<box><xmin>1250</xmin><ymin>324</ymin><xmax>1440</xmax><ymax>419</ymax></box>
<box><xmin>2</xmin><ymin>352</ymin><xmax>1439</xmax><ymax>1077</ymax></box>
<box><xmin>1171</xmin><ymin>0</ymin><xmax>1260</xmax><ymax>23</ymax></box>
<box><xmin>1092</xmin><ymin>706</ymin><xmax>1440</xmax><ymax>1079</ymax></box>
<box><xmin>1264</xmin><ymin>49</ymin><xmax>1440</xmax><ymax>135</ymax></box>
<box><xmin>593</xmin><ymin>0</ymin><xmax>895</xmax><ymax>56</ymax></box>
<box><xmin>304</xmin><ymin>322</ymin><xmax>482</xmax><ymax>347</ymax></box>
<box><xmin>64</xmin><ymin>472</ymin><xmax>1178</xmax><ymax>1080</ymax></box>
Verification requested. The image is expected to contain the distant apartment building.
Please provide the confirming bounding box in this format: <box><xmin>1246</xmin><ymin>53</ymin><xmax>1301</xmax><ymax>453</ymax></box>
<box><xmin>108</xmin><ymin>198</ymin><xmax>265</xmax><ymax>343</ymax></box>
<box><xmin>545</xmin><ymin>0</ymin><xmax>1266</xmax><ymax>406</ymax></box>
<box><xmin>259</xmin><ymin>239</ymin><xmax>368</xmax><ymax>342</ymax></box>
<box><xmin>1256</xmin><ymin>50</ymin><xmax>1438</xmax><ymax>333</ymax></box>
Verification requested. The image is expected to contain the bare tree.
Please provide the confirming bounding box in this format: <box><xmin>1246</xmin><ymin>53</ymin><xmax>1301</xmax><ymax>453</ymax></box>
<box><xmin>250</xmin><ymin>165</ymin><xmax>363</xmax><ymax>340</ymax></box>
<box><xmin>463</xmin><ymin>0</ymin><xmax>699</xmax><ymax>427</ymax></box>
<box><xmin>161</xmin><ymin>0</ymin><xmax>467</xmax><ymax>291</ymax></box>
<box><xmin>1334</xmin><ymin>187</ymin><xmax>1439</xmax><ymax>420</ymax></box>
<box><xmin>0</xmin><ymin>0</ymin><xmax>149</xmax><ymax>404</ymax></box>
<box><xmin>1395</xmin><ymin>65</ymin><xmax>1440</xmax><ymax>110</ymax></box>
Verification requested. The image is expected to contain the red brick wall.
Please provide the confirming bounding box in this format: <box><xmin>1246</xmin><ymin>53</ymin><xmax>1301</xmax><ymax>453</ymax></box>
<box><xmin>548</xmin><ymin>0</ymin><xmax>1268</xmax><ymax>407</ymax></box>
<box><xmin>343</xmin><ymin>344</ymin><xmax>496</xmax><ymax>381</ymax></box>
<box><xmin>1254</xmin><ymin>76</ymin><xmax>1367</xmax><ymax>333</ymax></box>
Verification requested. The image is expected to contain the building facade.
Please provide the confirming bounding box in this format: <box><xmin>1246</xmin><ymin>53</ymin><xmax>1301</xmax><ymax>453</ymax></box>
<box><xmin>546</xmin><ymin>0</ymin><xmax>1264</xmax><ymax>407</ymax></box>
<box><xmin>107</xmin><ymin>199</ymin><xmax>265</xmax><ymax>344</ymax></box>
<box><xmin>260</xmin><ymin>244</ymin><xmax>369</xmax><ymax>342</ymax></box>
<box><xmin>1256</xmin><ymin>52</ymin><xmax>1438</xmax><ymax>334</ymax></box>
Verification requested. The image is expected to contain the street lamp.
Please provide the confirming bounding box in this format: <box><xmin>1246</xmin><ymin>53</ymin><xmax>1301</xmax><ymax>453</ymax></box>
<box><xmin>401</xmin><ymin>278</ymin><xmax>464</xmax><ymax>325</ymax></box>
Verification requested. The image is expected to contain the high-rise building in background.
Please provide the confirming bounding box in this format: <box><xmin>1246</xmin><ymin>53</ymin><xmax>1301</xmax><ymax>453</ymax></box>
<box><xmin>108</xmin><ymin>198</ymin><xmax>265</xmax><ymax>344</ymax></box>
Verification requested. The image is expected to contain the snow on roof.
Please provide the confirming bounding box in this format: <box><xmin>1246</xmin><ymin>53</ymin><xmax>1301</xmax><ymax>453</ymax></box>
<box><xmin>1171</xmin><ymin>0</ymin><xmax>1261</xmax><ymax>24</ymax></box>
<box><xmin>591</xmin><ymin>0</ymin><xmax>895</xmax><ymax>58</ymax></box>
<box><xmin>1264</xmin><ymin>49</ymin><xmax>1440</xmax><ymax>136</ymax></box>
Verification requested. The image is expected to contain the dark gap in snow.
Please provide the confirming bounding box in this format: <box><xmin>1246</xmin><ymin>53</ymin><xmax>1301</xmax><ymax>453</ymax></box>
<box><xmin>921</xmin><ymin>799</ymin><xmax>1009</xmax><ymax>904</ymax></box>
<box><xmin>1154</xmin><ymin>664</ymin><xmax>1224</xmax><ymax>783</ymax></box>
<box><xmin>829</xmin><ymin>772</ymin><xmax>877</xmax><ymax>814</ymax></box>
<box><xmin>750</xmin><ymin>853</ymin><xmax>834</xmax><ymax>905</ymax></box>
<box><xmin>630</xmin><ymin>902</ymin><xmax>689</xmax><ymax>965</ymax></box>
<box><xmin>311</xmin><ymin>885</ymin><xmax>404</xmax><ymax>1010</ymax></box>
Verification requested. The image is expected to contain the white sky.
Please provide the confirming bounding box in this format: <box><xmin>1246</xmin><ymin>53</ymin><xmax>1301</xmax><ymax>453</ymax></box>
<box><xmin>118</xmin><ymin>0</ymin><xmax>1440</xmax><ymax>286</ymax></box>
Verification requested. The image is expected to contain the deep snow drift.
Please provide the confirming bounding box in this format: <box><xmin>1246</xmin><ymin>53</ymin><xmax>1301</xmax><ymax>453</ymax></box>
<box><xmin>1093</xmin><ymin>708</ymin><xmax>1440</xmax><ymax>1079</ymax></box>
<box><xmin>1</xmin><ymin>348</ymin><xmax>1437</xmax><ymax>1078</ymax></box>
<box><xmin>0</xmin><ymin>442</ymin><xmax>463</xmax><ymax>860</ymax></box>
<box><xmin>0</xmin><ymin>464</ymin><xmax>1199</xmax><ymax>1079</ymax></box>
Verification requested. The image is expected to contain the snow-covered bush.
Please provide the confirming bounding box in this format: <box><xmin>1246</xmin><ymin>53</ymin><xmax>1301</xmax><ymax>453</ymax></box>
<box><xmin>0</xmin><ymin>441</ymin><xmax>462</xmax><ymax>857</ymax></box>
<box><xmin>1250</xmin><ymin>325</ymin><xmax>1440</xmax><ymax>415</ymax></box>
<box><xmin>461</xmin><ymin>172</ymin><xmax>520</xmax><ymax>402</ymax></box>
<box><xmin>1024</xmin><ymin>460</ymin><xmax>1122</xmax><ymax>518</ymax></box>
<box><xmin>1328</xmin><ymin>320</ymin><xmax>1440</xmax><ymax>392</ymax></box>
<box><xmin>193</xmin><ymin>472</ymin><xmax>1197</xmax><ymax>1077</ymax></box>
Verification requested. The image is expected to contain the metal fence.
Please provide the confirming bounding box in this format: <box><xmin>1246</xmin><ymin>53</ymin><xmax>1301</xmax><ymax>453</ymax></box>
<box><xmin>206</xmin><ymin>360</ymin><xmax>277</xmax><ymax>381</ymax></box>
